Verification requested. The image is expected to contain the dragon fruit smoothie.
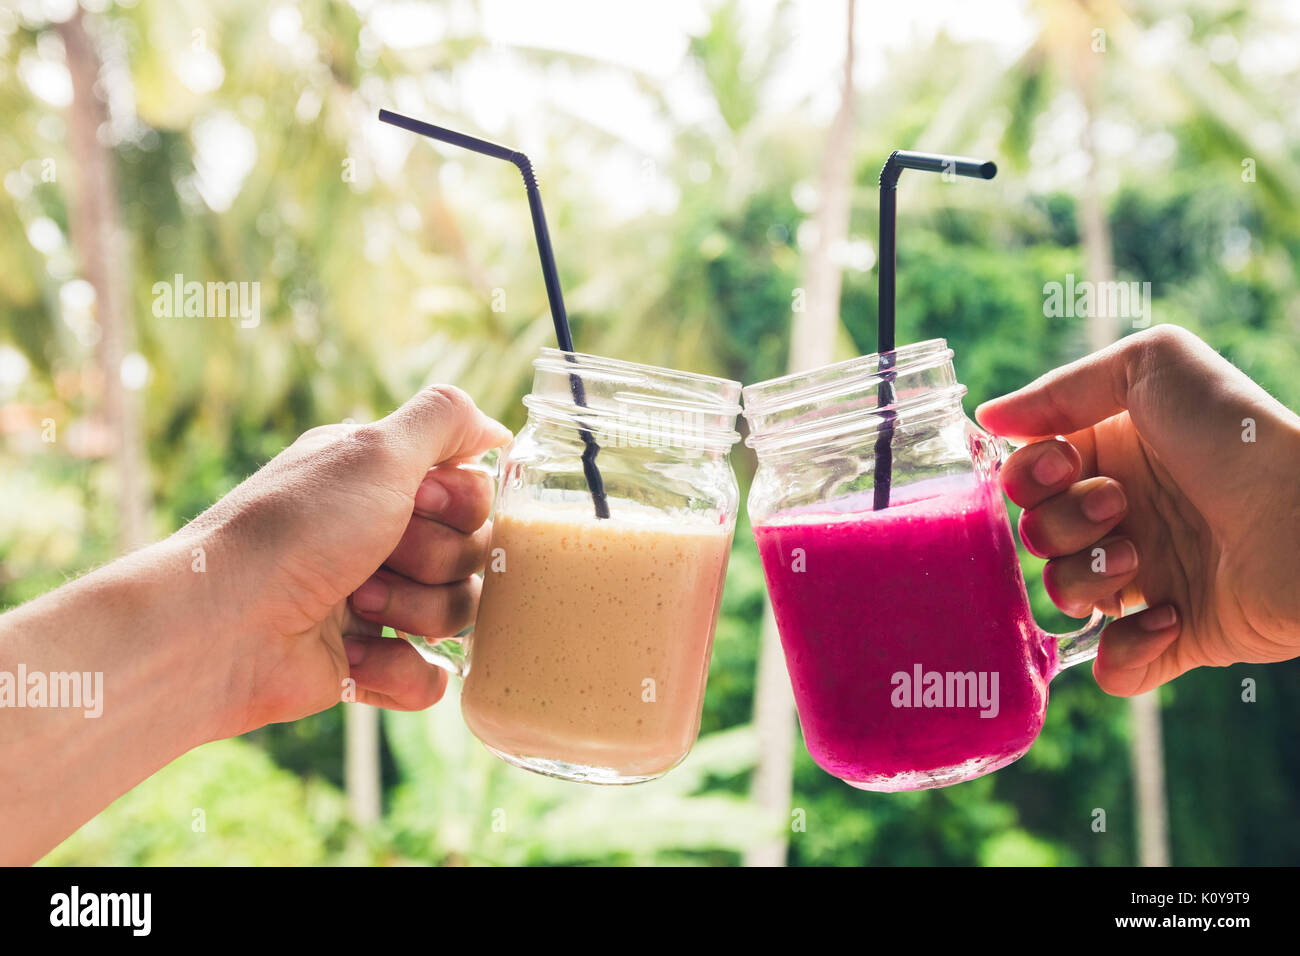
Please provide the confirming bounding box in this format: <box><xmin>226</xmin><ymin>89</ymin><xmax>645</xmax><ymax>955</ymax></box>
<box><xmin>754</xmin><ymin>475</ymin><xmax>1056</xmax><ymax>790</ymax></box>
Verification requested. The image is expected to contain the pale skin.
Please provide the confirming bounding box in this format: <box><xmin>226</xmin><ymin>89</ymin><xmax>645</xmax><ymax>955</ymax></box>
<box><xmin>0</xmin><ymin>385</ymin><xmax>507</xmax><ymax>865</ymax></box>
<box><xmin>2</xmin><ymin>326</ymin><xmax>1299</xmax><ymax>864</ymax></box>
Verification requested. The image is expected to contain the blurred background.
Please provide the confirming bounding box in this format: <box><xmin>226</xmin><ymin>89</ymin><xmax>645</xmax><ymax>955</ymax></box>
<box><xmin>3</xmin><ymin>0</ymin><xmax>1299</xmax><ymax>865</ymax></box>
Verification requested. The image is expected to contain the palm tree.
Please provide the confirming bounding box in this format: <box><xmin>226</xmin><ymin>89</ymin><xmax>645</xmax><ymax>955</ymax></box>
<box><xmin>58</xmin><ymin>9</ymin><xmax>150</xmax><ymax>552</ymax></box>
<box><xmin>745</xmin><ymin>0</ymin><xmax>857</xmax><ymax>868</ymax></box>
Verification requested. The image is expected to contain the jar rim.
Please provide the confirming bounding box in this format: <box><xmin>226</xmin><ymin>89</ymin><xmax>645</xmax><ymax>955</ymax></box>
<box><xmin>741</xmin><ymin>338</ymin><xmax>951</xmax><ymax>414</ymax></box>
<box><xmin>528</xmin><ymin>348</ymin><xmax>743</xmax><ymax>449</ymax></box>
<box><xmin>741</xmin><ymin>338</ymin><xmax>966</xmax><ymax>457</ymax></box>
<box><xmin>536</xmin><ymin>348</ymin><xmax>742</xmax><ymax>400</ymax></box>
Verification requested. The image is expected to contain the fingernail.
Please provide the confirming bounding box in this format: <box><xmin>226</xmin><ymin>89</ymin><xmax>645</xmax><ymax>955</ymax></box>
<box><xmin>1082</xmin><ymin>482</ymin><xmax>1126</xmax><ymax>523</ymax></box>
<box><xmin>351</xmin><ymin>577</ymin><xmax>388</xmax><ymax>613</ymax></box>
<box><xmin>1032</xmin><ymin>446</ymin><xmax>1071</xmax><ymax>486</ymax></box>
<box><xmin>344</xmin><ymin>638</ymin><xmax>367</xmax><ymax>666</ymax></box>
<box><xmin>1100</xmin><ymin>539</ymin><xmax>1137</xmax><ymax>576</ymax></box>
<box><xmin>1140</xmin><ymin>605</ymin><xmax>1178</xmax><ymax>631</ymax></box>
<box><xmin>414</xmin><ymin>476</ymin><xmax>451</xmax><ymax>515</ymax></box>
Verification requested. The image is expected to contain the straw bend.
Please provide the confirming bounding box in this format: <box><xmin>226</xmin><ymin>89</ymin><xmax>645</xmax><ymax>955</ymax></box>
<box><xmin>874</xmin><ymin>147</ymin><xmax>997</xmax><ymax>511</ymax></box>
<box><xmin>377</xmin><ymin>107</ymin><xmax>609</xmax><ymax>518</ymax></box>
<box><xmin>377</xmin><ymin>109</ymin><xmax>540</xmax><ymax>191</ymax></box>
<box><xmin>880</xmin><ymin>149</ymin><xmax>997</xmax><ymax>189</ymax></box>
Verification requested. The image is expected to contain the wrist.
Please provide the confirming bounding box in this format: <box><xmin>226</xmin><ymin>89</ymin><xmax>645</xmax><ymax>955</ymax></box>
<box><xmin>0</xmin><ymin>536</ymin><xmax>241</xmax><ymax>862</ymax></box>
<box><xmin>158</xmin><ymin>522</ymin><xmax>261</xmax><ymax>743</ymax></box>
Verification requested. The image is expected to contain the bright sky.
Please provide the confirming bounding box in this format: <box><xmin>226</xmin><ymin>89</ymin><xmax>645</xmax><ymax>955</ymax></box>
<box><xmin>478</xmin><ymin>0</ymin><xmax>1037</xmax><ymax>97</ymax></box>
<box><xmin>469</xmin><ymin>0</ymin><xmax>1037</xmax><ymax>149</ymax></box>
<box><xmin>359</xmin><ymin>0</ymin><xmax>1039</xmax><ymax>218</ymax></box>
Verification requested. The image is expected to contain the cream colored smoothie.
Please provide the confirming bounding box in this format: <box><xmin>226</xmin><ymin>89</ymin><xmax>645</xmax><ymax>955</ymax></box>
<box><xmin>461</xmin><ymin>505</ymin><xmax>732</xmax><ymax>779</ymax></box>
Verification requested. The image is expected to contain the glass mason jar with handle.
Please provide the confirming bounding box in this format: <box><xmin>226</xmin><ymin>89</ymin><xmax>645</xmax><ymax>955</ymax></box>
<box><xmin>743</xmin><ymin>339</ymin><xmax>1106</xmax><ymax>792</ymax></box>
<box><xmin>404</xmin><ymin>349</ymin><xmax>742</xmax><ymax>785</ymax></box>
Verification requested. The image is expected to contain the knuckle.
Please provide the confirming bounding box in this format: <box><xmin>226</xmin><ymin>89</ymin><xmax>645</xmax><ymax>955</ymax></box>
<box><xmin>288</xmin><ymin>423</ymin><xmax>354</xmax><ymax>457</ymax></box>
<box><xmin>344</xmin><ymin>422</ymin><xmax>399</xmax><ymax>469</ymax></box>
<box><xmin>298</xmin><ymin>423</ymin><xmax>347</xmax><ymax>444</ymax></box>
<box><xmin>1136</xmin><ymin>323</ymin><xmax>1194</xmax><ymax>359</ymax></box>
<box><xmin>419</xmin><ymin>384</ymin><xmax>474</xmax><ymax>419</ymax></box>
<box><xmin>1118</xmin><ymin>325</ymin><xmax>1194</xmax><ymax>402</ymax></box>
<box><xmin>348</xmin><ymin>421</ymin><xmax>387</xmax><ymax>450</ymax></box>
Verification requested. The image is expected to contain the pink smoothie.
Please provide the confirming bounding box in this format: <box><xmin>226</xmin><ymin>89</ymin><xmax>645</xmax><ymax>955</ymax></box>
<box><xmin>754</xmin><ymin>475</ymin><xmax>1055</xmax><ymax>790</ymax></box>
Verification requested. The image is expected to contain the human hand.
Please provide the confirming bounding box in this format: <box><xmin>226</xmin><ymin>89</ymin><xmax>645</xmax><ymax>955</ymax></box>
<box><xmin>976</xmin><ymin>325</ymin><xmax>1300</xmax><ymax>695</ymax></box>
<box><xmin>185</xmin><ymin>385</ymin><xmax>511</xmax><ymax>735</ymax></box>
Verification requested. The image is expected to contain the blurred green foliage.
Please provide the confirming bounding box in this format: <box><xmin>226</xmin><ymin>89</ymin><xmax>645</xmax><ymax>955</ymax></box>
<box><xmin>39</xmin><ymin>738</ymin><xmax>358</xmax><ymax>866</ymax></box>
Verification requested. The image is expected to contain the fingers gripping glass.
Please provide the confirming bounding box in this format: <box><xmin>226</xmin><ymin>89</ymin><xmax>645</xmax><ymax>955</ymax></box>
<box><xmin>393</xmin><ymin>350</ymin><xmax>742</xmax><ymax>785</ymax></box>
<box><xmin>395</xmin><ymin>448</ymin><xmax>502</xmax><ymax>676</ymax></box>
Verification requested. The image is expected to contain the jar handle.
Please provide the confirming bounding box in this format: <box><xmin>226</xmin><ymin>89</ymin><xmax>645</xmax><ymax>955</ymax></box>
<box><xmin>395</xmin><ymin>447</ymin><xmax>504</xmax><ymax>677</ymax></box>
<box><xmin>968</xmin><ymin>421</ymin><xmax>1111</xmax><ymax>678</ymax></box>
<box><xmin>1049</xmin><ymin>609</ymin><xmax>1108</xmax><ymax>677</ymax></box>
<box><xmin>966</xmin><ymin>420</ymin><xmax>1012</xmax><ymax>481</ymax></box>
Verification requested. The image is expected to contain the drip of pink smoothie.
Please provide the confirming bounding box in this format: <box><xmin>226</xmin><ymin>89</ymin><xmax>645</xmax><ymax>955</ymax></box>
<box><xmin>754</xmin><ymin>475</ymin><xmax>1056</xmax><ymax>790</ymax></box>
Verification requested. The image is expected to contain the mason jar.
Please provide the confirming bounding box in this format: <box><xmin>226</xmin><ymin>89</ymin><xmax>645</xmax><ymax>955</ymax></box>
<box><xmin>412</xmin><ymin>348</ymin><xmax>742</xmax><ymax>785</ymax></box>
<box><xmin>743</xmin><ymin>339</ymin><xmax>1106</xmax><ymax>792</ymax></box>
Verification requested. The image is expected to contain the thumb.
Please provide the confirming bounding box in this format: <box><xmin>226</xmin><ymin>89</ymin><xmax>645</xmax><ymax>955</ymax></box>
<box><xmin>373</xmin><ymin>385</ymin><xmax>512</xmax><ymax>480</ymax></box>
<box><xmin>976</xmin><ymin>325</ymin><xmax>1298</xmax><ymax>533</ymax></box>
<box><xmin>973</xmin><ymin>325</ymin><xmax>1250</xmax><ymax>447</ymax></box>
<box><xmin>974</xmin><ymin>332</ymin><xmax>1141</xmax><ymax>441</ymax></box>
<box><xmin>974</xmin><ymin>324</ymin><xmax>1288</xmax><ymax>462</ymax></box>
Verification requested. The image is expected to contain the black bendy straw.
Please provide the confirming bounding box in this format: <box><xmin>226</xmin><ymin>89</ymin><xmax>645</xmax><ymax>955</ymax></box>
<box><xmin>379</xmin><ymin>109</ymin><xmax>610</xmax><ymax>519</ymax></box>
<box><xmin>874</xmin><ymin>149</ymin><xmax>997</xmax><ymax>510</ymax></box>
